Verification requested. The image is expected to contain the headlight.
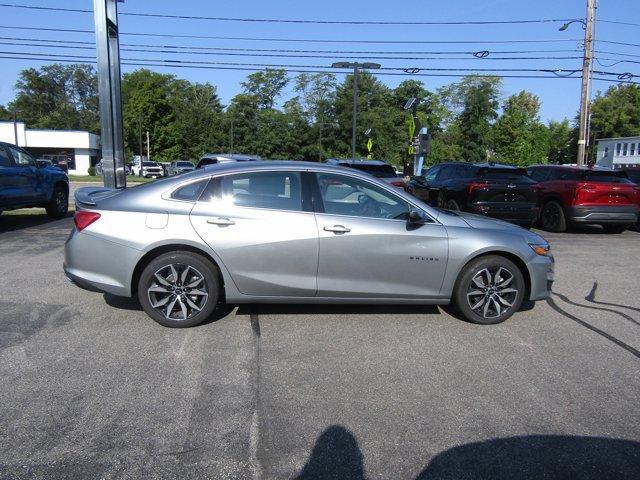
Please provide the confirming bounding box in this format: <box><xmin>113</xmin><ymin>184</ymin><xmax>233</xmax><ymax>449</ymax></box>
<box><xmin>529</xmin><ymin>243</ymin><xmax>550</xmax><ymax>256</ymax></box>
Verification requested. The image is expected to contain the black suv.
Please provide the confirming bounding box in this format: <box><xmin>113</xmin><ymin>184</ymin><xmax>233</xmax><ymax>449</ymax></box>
<box><xmin>406</xmin><ymin>162</ymin><xmax>539</xmax><ymax>227</ymax></box>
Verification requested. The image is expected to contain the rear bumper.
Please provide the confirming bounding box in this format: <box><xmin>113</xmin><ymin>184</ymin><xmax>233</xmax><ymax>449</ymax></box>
<box><xmin>470</xmin><ymin>202</ymin><xmax>539</xmax><ymax>226</ymax></box>
<box><xmin>566</xmin><ymin>205</ymin><xmax>638</xmax><ymax>224</ymax></box>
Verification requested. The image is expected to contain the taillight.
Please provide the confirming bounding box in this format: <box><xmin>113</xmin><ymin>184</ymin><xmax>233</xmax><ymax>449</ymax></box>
<box><xmin>74</xmin><ymin>211</ymin><xmax>101</xmax><ymax>232</ymax></box>
<box><xmin>468</xmin><ymin>182</ymin><xmax>489</xmax><ymax>194</ymax></box>
<box><xmin>390</xmin><ymin>180</ymin><xmax>405</xmax><ymax>188</ymax></box>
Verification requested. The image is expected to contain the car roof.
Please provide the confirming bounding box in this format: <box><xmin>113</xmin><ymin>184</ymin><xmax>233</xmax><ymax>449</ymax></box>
<box><xmin>325</xmin><ymin>158</ymin><xmax>390</xmax><ymax>166</ymax></box>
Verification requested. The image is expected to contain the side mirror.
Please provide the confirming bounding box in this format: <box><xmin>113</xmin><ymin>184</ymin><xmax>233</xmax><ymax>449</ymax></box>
<box><xmin>408</xmin><ymin>208</ymin><xmax>429</xmax><ymax>224</ymax></box>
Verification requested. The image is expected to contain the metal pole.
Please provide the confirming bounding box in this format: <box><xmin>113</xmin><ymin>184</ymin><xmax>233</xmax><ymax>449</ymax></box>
<box><xmin>352</xmin><ymin>63</ymin><xmax>358</xmax><ymax>159</ymax></box>
<box><xmin>13</xmin><ymin>109</ymin><xmax>18</xmax><ymax>145</ymax></box>
<box><xmin>93</xmin><ymin>0</ymin><xmax>126</xmax><ymax>189</ymax></box>
<box><xmin>146</xmin><ymin>131</ymin><xmax>150</xmax><ymax>160</ymax></box>
<box><xmin>138</xmin><ymin>114</ymin><xmax>143</xmax><ymax>161</ymax></box>
<box><xmin>577</xmin><ymin>0</ymin><xmax>595</xmax><ymax>166</ymax></box>
<box><xmin>230</xmin><ymin>118</ymin><xmax>234</xmax><ymax>153</ymax></box>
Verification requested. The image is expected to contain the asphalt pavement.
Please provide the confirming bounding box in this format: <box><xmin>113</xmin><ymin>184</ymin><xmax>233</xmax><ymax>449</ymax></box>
<box><xmin>0</xmin><ymin>214</ymin><xmax>639</xmax><ymax>479</ymax></box>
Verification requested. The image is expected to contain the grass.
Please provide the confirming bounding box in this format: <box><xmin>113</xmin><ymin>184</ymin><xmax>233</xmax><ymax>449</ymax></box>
<box><xmin>68</xmin><ymin>175</ymin><xmax>155</xmax><ymax>183</ymax></box>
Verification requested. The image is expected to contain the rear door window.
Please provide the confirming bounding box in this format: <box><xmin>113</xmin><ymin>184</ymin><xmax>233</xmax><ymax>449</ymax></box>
<box><xmin>219</xmin><ymin>171</ymin><xmax>302</xmax><ymax>211</ymax></box>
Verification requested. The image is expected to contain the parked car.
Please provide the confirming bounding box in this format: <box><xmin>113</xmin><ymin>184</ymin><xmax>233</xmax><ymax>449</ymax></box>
<box><xmin>195</xmin><ymin>153</ymin><xmax>262</xmax><ymax>169</ymax></box>
<box><xmin>406</xmin><ymin>162</ymin><xmax>539</xmax><ymax>227</ymax></box>
<box><xmin>131</xmin><ymin>161</ymin><xmax>164</xmax><ymax>178</ymax></box>
<box><xmin>66</xmin><ymin>161</ymin><xmax>554</xmax><ymax>328</ymax></box>
<box><xmin>527</xmin><ymin>165</ymin><xmax>639</xmax><ymax>233</ymax></box>
<box><xmin>324</xmin><ymin>159</ymin><xmax>406</xmax><ymax>189</ymax></box>
<box><xmin>0</xmin><ymin>141</ymin><xmax>69</xmax><ymax>218</ymax></box>
<box><xmin>167</xmin><ymin>160</ymin><xmax>195</xmax><ymax>176</ymax></box>
<box><xmin>96</xmin><ymin>160</ymin><xmax>132</xmax><ymax>177</ymax></box>
<box><xmin>613</xmin><ymin>167</ymin><xmax>640</xmax><ymax>230</ymax></box>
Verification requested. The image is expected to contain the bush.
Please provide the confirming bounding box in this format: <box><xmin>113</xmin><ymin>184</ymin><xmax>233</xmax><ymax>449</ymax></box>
<box><xmin>87</xmin><ymin>166</ymin><xmax>96</xmax><ymax>176</ymax></box>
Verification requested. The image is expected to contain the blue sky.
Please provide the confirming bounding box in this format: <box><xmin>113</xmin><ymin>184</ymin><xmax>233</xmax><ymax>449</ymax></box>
<box><xmin>0</xmin><ymin>0</ymin><xmax>639</xmax><ymax>123</ymax></box>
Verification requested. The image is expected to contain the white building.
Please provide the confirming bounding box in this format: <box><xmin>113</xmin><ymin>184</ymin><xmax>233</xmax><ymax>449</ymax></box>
<box><xmin>595</xmin><ymin>136</ymin><xmax>640</xmax><ymax>169</ymax></box>
<box><xmin>0</xmin><ymin>121</ymin><xmax>100</xmax><ymax>175</ymax></box>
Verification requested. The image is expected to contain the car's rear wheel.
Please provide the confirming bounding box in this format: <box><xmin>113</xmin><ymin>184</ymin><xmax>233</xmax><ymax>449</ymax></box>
<box><xmin>601</xmin><ymin>224</ymin><xmax>628</xmax><ymax>234</ymax></box>
<box><xmin>453</xmin><ymin>255</ymin><xmax>525</xmax><ymax>325</ymax></box>
<box><xmin>540</xmin><ymin>200</ymin><xmax>566</xmax><ymax>232</ymax></box>
<box><xmin>45</xmin><ymin>185</ymin><xmax>68</xmax><ymax>218</ymax></box>
<box><xmin>138</xmin><ymin>251</ymin><xmax>220</xmax><ymax>328</ymax></box>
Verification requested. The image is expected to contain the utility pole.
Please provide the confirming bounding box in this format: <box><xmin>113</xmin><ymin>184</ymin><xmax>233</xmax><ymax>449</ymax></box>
<box><xmin>577</xmin><ymin>0</ymin><xmax>596</xmax><ymax>166</ymax></box>
<box><xmin>138</xmin><ymin>114</ymin><xmax>143</xmax><ymax>161</ymax></box>
<box><xmin>13</xmin><ymin>109</ymin><xmax>18</xmax><ymax>146</ymax></box>
<box><xmin>146</xmin><ymin>131</ymin><xmax>150</xmax><ymax>160</ymax></box>
<box><xmin>331</xmin><ymin>61</ymin><xmax>381</xmax><ymax>159</ymax></box>
<box><xmin>230</xmin><ymin>118</ymin><xmax>234</xmax><ymax>153</ymax></box>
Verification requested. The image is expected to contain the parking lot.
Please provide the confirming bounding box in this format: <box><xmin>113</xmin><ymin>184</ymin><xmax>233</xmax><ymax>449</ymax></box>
<box><xmin>1</xmin><ymin>212</ymin><xmax>639</xmax><ymax>479</ymax></box>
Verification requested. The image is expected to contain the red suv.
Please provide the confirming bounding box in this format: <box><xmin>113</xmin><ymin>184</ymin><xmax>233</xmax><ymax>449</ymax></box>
<box><xmin>527</xmin><ymin>165</ymin><xmax>639</xmax><ymax>233</ymax></box>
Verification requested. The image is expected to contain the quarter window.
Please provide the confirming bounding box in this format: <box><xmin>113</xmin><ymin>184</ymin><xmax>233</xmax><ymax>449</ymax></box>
<box><xmin>171</xmin><ymin>179</ymin><xmax>209</xmax><ymax>201</ymax></box>
<box><xmin>219</xmin><ymin>171</ymin><xmax>302</xmax><ymax>211</ymax></box>
<box><xmin>316</xmin><ymin>173</ymin><xmax>412</xmax><ymax>220</ymax></box>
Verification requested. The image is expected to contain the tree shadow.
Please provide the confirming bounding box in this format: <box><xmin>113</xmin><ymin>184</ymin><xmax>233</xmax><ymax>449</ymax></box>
<box><xmin>0</xmin><ymin>212</ymin><xmax>73</xmax><ymax>233</ymax></box>
<box><xmin>294</xmin><ymin>425</ymin><xmax>366</xmax><ymax>480</ymax></box>
<box><xmin>294</xmin><ymin>427</ymin><xmax>640</xmax><ymax>480</ymax></box>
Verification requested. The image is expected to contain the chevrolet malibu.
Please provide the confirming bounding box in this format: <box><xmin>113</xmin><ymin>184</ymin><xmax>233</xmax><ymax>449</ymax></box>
<box><xmin>64</xmin><ymin>161</ymin><xmax>554</xmax><ymax>328</ymax></box>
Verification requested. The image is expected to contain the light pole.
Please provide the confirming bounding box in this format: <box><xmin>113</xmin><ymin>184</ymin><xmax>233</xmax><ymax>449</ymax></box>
<box><xmin>559</xmin><ymin>1</ymin><xmax>595</xmax><ymax>166</ymax></box>
<box><xmin>331</xmin><ymin>62</ymin><xmax>381</xmax><ymax>159</ymax></box>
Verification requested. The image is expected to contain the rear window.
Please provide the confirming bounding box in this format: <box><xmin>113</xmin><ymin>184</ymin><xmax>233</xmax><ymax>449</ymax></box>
<box><xmin>343</xmin><ymin>163</ymin><xmax>397</xmax><ymax>178</ymax></box>
<box><xmin>476</xmin><ymin>168</ymin><xmax>533</xmax><ymax>182</ymax></box>
<box><xmin>582</xmin><ymin>171</ymin><xmax>632</xmax><ymax>183</ymax></box>
<box><xmin>624</xmin><ymin>170</ymin><xmax>640</xmax><ymax>183</ymax></box>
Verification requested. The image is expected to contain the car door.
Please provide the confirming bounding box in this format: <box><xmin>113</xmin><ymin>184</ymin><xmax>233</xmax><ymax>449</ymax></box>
<box><xmin>313</xmin><ymin>172</ymin><xmax>448</xmax><ymax>299</ymax></box>
<box><xmin>190</xmin><ymin>170</ymin><xmax>319</xmax><ymax>297</ymax></box>
<box><xmin>3</xmin><ymin>144</ymin><xmax>40</xmax><ymax>205</ymax></box>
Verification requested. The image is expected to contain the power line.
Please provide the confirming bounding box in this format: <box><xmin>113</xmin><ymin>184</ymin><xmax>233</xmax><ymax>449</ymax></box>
<box><xmin>0</xmin><ymin>24</ymin><xmax>584</xmax><ymax>45</ymax></box>
<box><xmin>0</xmin><ymin>40</ymin><xmax>585</xmax><ymax>62</ymax></box>
<box><xmin>599</xmin><ymin>19</ymin><xmax>640</xmax><ymax>28</ymax></box>
<box><xmin>0</xmin><ymin>3</ymin><xmax>575</xmax><ymax>26</ymax></box>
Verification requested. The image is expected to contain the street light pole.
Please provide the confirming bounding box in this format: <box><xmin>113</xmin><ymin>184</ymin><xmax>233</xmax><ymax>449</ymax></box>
<box><xmin>331</xmin><ymin>61</ymin><xmax>381</xmax><ymax>159</ymax></box>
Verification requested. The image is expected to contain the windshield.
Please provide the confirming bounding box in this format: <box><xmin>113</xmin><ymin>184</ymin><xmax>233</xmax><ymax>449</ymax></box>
<box><xmin>143</xmin><ymin>161</ymin><xmax>157</xmax><ymax>167</ymax></box>
<box><xmin>342</xmin><ymin>163</ymin><xmax>398</xmax><ymax>178</ymax></box>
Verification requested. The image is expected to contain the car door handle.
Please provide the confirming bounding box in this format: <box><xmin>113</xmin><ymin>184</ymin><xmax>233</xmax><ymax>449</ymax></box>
<box><xmin>323</xmin><ymin>225</ymin><xmax>350</xmax><ymax>234</ymax></box>
<box><xmin>207</xmin><ymin>217</ymin><xmax>235</xmax><ymax>226</ymax></box>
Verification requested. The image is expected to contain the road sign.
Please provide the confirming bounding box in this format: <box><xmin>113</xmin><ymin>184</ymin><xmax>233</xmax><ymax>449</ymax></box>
<box><xmin>408</xmin><ymin>116</ymin><xmax>415</xmax><ymax>140</ymax></box>
<box><xmin>366</xmin><ymin>137</ymin><xmax>373</xmax><ymax>153</ymax></box>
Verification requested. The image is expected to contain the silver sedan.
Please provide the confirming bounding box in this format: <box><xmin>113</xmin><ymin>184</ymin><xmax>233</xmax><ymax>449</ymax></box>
<box><xmin>64</xmin><ymin>161</ymin><xmax>554</xmax><ymax>327</ymax></box>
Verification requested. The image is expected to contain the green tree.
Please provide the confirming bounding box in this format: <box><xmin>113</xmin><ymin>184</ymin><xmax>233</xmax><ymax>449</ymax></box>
<box><xmin>547</xmin><ymin>119</ymin><xmax>573</xmax><ymax>164</ymax></box>
<box><xmin>7</xmin><ymin>64</ymin><xmax>99</xmax><ymax>132</ymax></box>
<box><xmin>493</xmin><ymin>90</ymin><xmax>549</xmax><ymax>166</ymax></box>
<box><xmin>455</xmin><ymin>76</ymin><xmax>502</xmax><ymax>163</ymax></box>
<box><xmin>241</xmin><ymin>69</ymin><xmax>289</xmax><ymax>110</ymax></box>
<box><xmin>589</xmin><ymin>84</ymin><xmax>640</xmax><ymax>141</ymax></box>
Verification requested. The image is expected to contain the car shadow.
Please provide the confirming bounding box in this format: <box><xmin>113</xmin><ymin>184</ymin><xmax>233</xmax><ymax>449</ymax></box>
<box><xmin>0</xmin><ymin>211</ymin><xmax>73</xmax><ymax>233</ymax></box>
<box><xmin>235</xmin><ymin>304</ymin><xmax>441</xmax><ymax>316</ymax></box>
<box><xmin>294</xmin><ymin>425</ymin><xmax>640</xmax><ymax>480</ymax></box>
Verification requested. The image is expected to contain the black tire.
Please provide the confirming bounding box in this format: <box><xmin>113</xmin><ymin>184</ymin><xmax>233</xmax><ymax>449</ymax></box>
<box><xmin>540</xmin><ymin>200</ymin><xmax>567</xmax><ymax>233</ymax></box>
<box><xmin>137</xmin><ymin>251</ymin><xmax>221</xmax><ymax>328</ymax></box>
<box><xmin>45</xmin><ymin>185</ymin><xmax>68</xmax><ymax>218</ymax></box>
<box><xmin>601</xmin><ymin>224</ymin><xmax>628</xmax><ymax>234</ymax></box>
<box><xmin>452</xmin><ymin>255</ymin><xmax>525</xmax><ymax>325</ymax></box>
<box><xmin>444</xmin><ymin>199</ymin><xmax>460</xmax><ymax>211</ymax></box>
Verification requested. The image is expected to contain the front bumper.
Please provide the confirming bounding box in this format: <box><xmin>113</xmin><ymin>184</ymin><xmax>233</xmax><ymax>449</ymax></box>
<box><xmin>566</xmin><ymin>205</ymin><xmax>638</xmax><ymax>224</ymax></box>
<box><xmin>528</xmin><ymin>252</ymin><xmax>554</xmax><ymax>301</ymax></box>
<box><xmin>471</xmin><ymin>202</ymin><xmax>539</xmax><ymax>226</ymax></box>
<box><xmin>64</xmin><ymin>228</ymin><xmax>140</xmax><ymax>297</ymax></box>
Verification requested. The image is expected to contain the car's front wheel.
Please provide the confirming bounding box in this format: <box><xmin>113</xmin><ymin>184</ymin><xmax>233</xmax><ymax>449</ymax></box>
<box><xmin>45</xmin><ymin>185</ymin><xmax>68</xmax><ymax>218</ymax></box>
<box><xmin>137</xmin><ymin>251</ymin><xmax>220</xmax><ymax>327</ymax></box>
<box><xmin>453</xmin><ymin>255</ymin><xmax>525</xmax><ymax>325</ymax></box>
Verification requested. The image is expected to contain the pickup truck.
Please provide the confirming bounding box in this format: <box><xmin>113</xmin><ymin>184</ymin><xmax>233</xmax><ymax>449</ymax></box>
<box><xmin>0</xmin><ymin>141</ymin><xmax>69</xmax><ymax>218</ymax></box>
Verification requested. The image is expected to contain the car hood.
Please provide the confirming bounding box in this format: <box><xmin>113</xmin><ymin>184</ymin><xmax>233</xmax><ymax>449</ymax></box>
<box><xmin>455</xmin><ymin>211</ymin><xmax>548</xmax><ymax>244</ymax></box>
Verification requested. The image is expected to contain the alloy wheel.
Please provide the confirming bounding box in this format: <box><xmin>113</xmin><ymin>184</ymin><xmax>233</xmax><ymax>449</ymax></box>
<box><xmin>466</xmin><ymin>266</ymin><xmax>519</xmax><ymax>319</ymax></box>
<box><xmin>55</xmin><ymin>190</ymin><xmax>68</xmax><ymax>214</ymax></box>
<box><xmin>542</xmin><ymin>203</ymin><xmax>559</xmax><ymax>229</ymax></box>
<box><xmin>147</xmin><ymin>263</ymin><xmax>209</xmax><ymax>321</ymax></box>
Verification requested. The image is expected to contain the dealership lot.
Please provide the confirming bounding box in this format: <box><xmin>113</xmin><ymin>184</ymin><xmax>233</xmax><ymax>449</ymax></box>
<box><xmin>1</xmin><ymin>215</ymin><xmax>639</xmax><ymax>479</ymax></box>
